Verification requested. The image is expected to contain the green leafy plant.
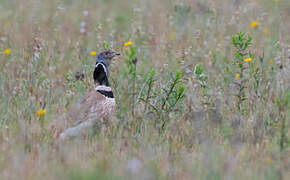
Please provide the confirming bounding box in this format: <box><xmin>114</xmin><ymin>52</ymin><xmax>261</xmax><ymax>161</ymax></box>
<box><xmin>275</xmin><ymin>90</ymin><xmax>290</xmax><ymax>152</ymax></box>
<box><xmin>232</xmin><ymin>32</ymin><xmax>253</xmax><ymax>115</ymax></box>
<box><xmin>139</xmin><ymin>68</ymin><xmax>156</xmax><ymax>112</ymax></box>
<box><xmin>194</xmin><ymin>64</ymin><xmax>211</xmax><ymax>106</ymax></box>
<box><xmin>160</xmin><ymin>71</ymin><xmax>184</xmax><ymax>111</ymax></box>
<box><xmin>124</xmin><ymin>45</ymin><xmax>137</xmax><ymax>119</ymax></box>
<box><xmin>138</xmin><ymin>69</ymin><xmax>186</xmax><ymax>133</ymax></box>
<box><xmin>152</xmin><ymin>70</ymin><xmax>186</xmax><ymax>132</ymax></box>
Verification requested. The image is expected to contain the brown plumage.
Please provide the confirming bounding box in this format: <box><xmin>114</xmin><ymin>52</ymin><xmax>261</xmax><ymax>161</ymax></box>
<box><xmin>68</xmin><ymin>86</ymin><xmax>115</xmax><ymax>124</ymax></box>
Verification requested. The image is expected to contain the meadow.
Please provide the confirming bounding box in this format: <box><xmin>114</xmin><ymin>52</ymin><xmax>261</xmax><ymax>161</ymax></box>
<box><xmin>0</xmin><ymin>0</ymin><xmax>289</xmax><ymax>179</ymax></box>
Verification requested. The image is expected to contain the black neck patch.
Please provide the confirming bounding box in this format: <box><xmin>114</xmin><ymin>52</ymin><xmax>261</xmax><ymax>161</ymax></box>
<box><xmin>94</xmin><ymin>63</ymin><xmax>110</xmax><ymax>86</ymax></box>
<box><xmin>97</xmin><ymin>90</ymin><xmax>114</xmax><ymax>98</ymax></box>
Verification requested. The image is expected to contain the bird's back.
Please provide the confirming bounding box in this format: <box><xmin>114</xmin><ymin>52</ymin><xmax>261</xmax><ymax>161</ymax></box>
<box><xmin>68</xmin><ymin>85</ymin><xmax>116</xmax><ymax>126</ymax></box>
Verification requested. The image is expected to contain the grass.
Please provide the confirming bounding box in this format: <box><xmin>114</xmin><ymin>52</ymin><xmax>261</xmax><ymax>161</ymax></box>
<box><xmin>0</xmin><ymin>0</ymin><xmax>290</xmax><ymax>179</ymax></box>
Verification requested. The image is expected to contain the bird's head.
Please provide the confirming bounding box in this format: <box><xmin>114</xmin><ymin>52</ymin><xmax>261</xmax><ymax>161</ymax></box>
<box><xmin>94</xmin><ymin>50</ymin><xmax>120</xmax><ymax>86</ymax></box>
<box><xmin>97</xmin><ymin>50</ymin><xmax>120</xmax><ymax>61</ymax></box>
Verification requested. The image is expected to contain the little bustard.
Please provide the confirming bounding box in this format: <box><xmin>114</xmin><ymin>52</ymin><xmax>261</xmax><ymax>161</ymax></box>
<box><xmin>58</xmin><ymin>50</ymin><xmax>120</xmax><ymax>141</ymax></box>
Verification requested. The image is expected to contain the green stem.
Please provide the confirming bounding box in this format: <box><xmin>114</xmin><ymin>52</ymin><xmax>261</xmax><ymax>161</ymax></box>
<box><xmin>132</xmin><ymin>64</ymin><xmax>136</xmax><ymax>120</ymax></box>
<box><xmin>280</xmin><ymin>106</ymin><xmax>286</xmax><ymax>152</ymax></box>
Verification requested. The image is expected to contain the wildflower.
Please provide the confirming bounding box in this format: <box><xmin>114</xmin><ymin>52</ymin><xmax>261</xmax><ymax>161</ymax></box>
<box><xmin>235</xmin><ymin>73</ymin><xmax>240</xmax><ymax>80</ymax></box>
<box><xmin>34</xmin><ymin>52</ymin><xmax>40</xmax><ymax>59</ymax></box>
<box><xmin>251</xmin><ymin>21</ymin><xmax>259</xmax><ymax>28</ymax></box>
<box><xmin>80</xmin><ymin>27</ymin><xmax>85</xmax><ymax>34</ymax></box>
<box><xmin>274</xmin><ymin>0</ymin><xmax>280</xmax><ymax>2</ymax></box>
<box><xmin>266</xmin><ymin>156</ymin><xmax>272</xmax><ymax>163</ymax></box>
<box><xmin>132</xmin><ymin>58</ymin><xmax>138</xmax><ymax>65</ymax></box>
<box><xmin>124</xmin><ymin>41</ymin><xmax>133</xmax><ymax>46</ymax></box>
<box><xmin>83</xmin><ymin>10</ymin><xmax>89</xmax><ymax>16</ymax></box>
<box><xmin>269</xmin><ymin>60</ymin><xmax>273</xmax><ymax>65</ymax></box>
<box><xmin>244</xmin><ymin>57</ymin><xmax>252</xmax><ymax>62</ymax></box>
<box><xmin>3</xmin><ymin>48</ymin><xmax>11</xmax><ymax>55</ymax></box>
<box><xmin>80</xmin><ymin>21</ymin><xmax>86</xmax><ymax>27</ymax></box>
<box><xmin>37</xmin><ymin>109</ymin><xmax>46</xmax><ymax>116</ymax></box>
<box><xmin>1</xmin><ymin>36</ymin><xmax>7</xmax><ymax>43</ymax></box>
<box><xmin>90</xmin><ymin>51</ymin><xmax>97</xmax><ymax>56</ymax></box>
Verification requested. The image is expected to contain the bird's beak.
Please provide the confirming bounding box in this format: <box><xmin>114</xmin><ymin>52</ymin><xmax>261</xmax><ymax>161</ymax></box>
<box><xmin>109</xmin><ymin>51</ymin><xmax>121</xmax><ymax>60</ymax></box>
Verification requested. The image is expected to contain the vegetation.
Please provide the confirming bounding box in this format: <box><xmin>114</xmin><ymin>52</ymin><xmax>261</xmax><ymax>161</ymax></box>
<box><xmin>0</xmin><ymin>0</ymin><xmax>289</xmax><ymax>179</ymax></box>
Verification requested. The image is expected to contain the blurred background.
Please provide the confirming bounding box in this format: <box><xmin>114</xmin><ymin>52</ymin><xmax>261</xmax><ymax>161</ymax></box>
<box><xmin>0</xmin><ymin>0</ymin><xmax>289</xmax><ymax>179</ymax></box>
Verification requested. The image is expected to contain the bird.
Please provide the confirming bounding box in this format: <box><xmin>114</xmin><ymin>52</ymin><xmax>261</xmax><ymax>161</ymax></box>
<box><xmin>58</xmin><ymin>50</ymin><xmax>120</xmax><ymax>141</ymax></box>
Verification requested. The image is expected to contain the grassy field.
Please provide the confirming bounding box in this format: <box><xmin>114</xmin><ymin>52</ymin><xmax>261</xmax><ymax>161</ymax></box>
<box><xmin>0</xmin><ymin>0</ymin><xmax>290</xmax><ymax>179</ymax></box>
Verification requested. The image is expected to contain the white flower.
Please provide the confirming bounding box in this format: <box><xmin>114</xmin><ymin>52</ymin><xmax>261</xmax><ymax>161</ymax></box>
<box><xmin>83</xmin><ymin>10</ymin><xmax>88</xmax><ymax>16</ymax></box>
<box><xmin>80</xmin><ymin>21</ymin><xmax>86</xmax><ymax>27</ymax></box>
<box><xmin>80</xmin><ymin>28</ymin><xmax>85</xmax><ymax>34</ymax></box>
<box><xmin>34</xmin><ymin>52</ymin><xmax>40</xmax><ymax>60</ymax></box>
<box><xmin>1</xmin><ymin>36</ymin><xmax>7</xmax><ymax>43</ymax></box>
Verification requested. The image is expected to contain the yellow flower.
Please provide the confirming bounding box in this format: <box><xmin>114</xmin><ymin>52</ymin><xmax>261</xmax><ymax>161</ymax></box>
<box><xmin>90</xmin><ymin>51</ymin><xmax>97</xmax><ymax>56</ymax></box>
<box><xmin>244</xmin><ymin>57</ymin><xmax>252</xmax><ymax>62</ymax></box>
<box><xmin>3</xmin><ymin>48</ymin><xmax>11</xmax><ymax>55</ymax></box>
<box><xmin>269</xmin><ymin>60</ymin><xmax>273</xmax><ymax>65</ymax></box>
<box><xmin>274</xmin><ymin>0</ymin><xmax>280</xmax><ymax>2</ymax></box>
<box><xmin>124</xmin><ymin>41</ymin><xmax>133</xmax><ymax>46</ymax></box>
<box><xmin>251</xmin><ymin>21</ymin><xmax>259</xmax><ymax>28</ymax></box>
<box><xmin>235</xmin><ymin>73</ymin><xmax>240</xmax><ymax>80</ymax></box>
<box><xmin>37</xmin><ymin>109</ymin><xmax>46</xmax><ymax>116</ymax></box>
<box><xmin>266</xmin><ymin>156</ymin><xmax>272</xmax><ymax>163</ymax></box>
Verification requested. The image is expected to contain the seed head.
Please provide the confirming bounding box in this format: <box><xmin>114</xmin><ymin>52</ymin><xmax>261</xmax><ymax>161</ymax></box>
<box><xmin>132</xmin><ymin>58</ymin><xmax>138</xmax><ymax>65</ymax></box>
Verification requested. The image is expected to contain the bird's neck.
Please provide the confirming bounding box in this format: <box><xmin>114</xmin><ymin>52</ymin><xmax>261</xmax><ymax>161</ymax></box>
<box><xmin>95</xmin><ymin>85</ymin><xmax>114</xmax><ymax>98</ymax></box>
<box><xmin>94</xmin><ymin>62</ymin><xmax>110</xmax><ymax>86</ymax></box>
